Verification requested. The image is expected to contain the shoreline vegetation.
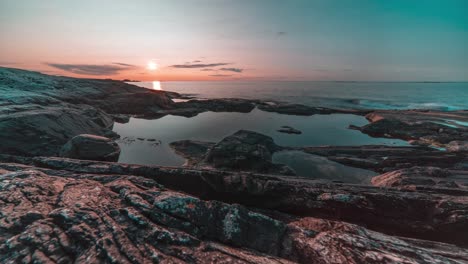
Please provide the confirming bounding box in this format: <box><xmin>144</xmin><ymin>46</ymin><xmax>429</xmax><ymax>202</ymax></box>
<box><xmin>1</xmin><ymin>66</ymin><xmax>467</xmax><ymax>263</ymax></box>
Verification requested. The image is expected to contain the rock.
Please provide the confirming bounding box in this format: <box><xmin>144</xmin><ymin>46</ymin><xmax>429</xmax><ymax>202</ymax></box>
<box><xmin>171</xmin><ymin>130</ymin><xmax>295</xmax><ymax>175</ymax></box>
<box><xmin>370</xmin><ymin>166</ymin><xmax>463</xmax><ymax>188</ymax></box>
<box><xmin>157</xmin><ymin>98</ymin><xmax>257</xmax><ymax>117</ymax></box>
<box><xmin>2</xmin><ymin>155</ymin><xmax>468</xmax><ymax>247</ymax></box>
<box><xmin>205</xmin><ymin>130</ymin><xmax>280</xmax><ymax>166</ymax></box>
<box><xmin>169</xmin><ymin>140</ymin><xmax>215</xmax><ymax>166</ymax></box>
<box><xmin>446</xmin><ymin>140</ymin><xmax>468</xmax><ymax>152</ymax></box>
<box><xmin>357</xmin><ymin>111</ymin><xmax>468</xmax><ymax>146</ymax></box>
<box><xmin>277</xmin><ymin>126</ymin><xmax>302</xmax><ymax>134</ymax></box>
<box><xmin>1</xmin><ymin>163</ymin><xmax>467</xmax><ymax>263</ymax></box>
<box><xmin>59</xmin><ymin>134</ymin><xmax>121</xmax><ymax>161</ymax></box>
<box><xmin>0</xmin><ymin>67</ymin><xmax>177</xmax><ymax>156</ymax></box>
<box><xmin>300</xmin><ymin>145</ymin><xmax>466</xmax><ymax>172</ymax></box>
<box><xmin>257</xmin><ymin>102</ymin><xmax>371</xmax><ymax>116</ymax></box>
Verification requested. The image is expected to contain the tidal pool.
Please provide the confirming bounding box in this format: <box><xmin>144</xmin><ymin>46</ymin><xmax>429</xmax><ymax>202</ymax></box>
<box><xmin>113</xmin><ymin>108</ymin><xmax>407</xmax><ymax>180</ymax></box>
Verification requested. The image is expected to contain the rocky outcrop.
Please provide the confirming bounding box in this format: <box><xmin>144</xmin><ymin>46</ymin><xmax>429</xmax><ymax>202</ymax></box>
<box><xmin>300</xmin><ymin>145</ymin><xmax>467</xmax><ymax>172</ymax></box>
<box><xmin>1</xmin><ymin>155</ymin><xmax>468</xmax><ymax>248</ymax></box>
<box><xmin>257</xmin><ymin>102</ymin><xmax>370</xmax><ymax>116</ymax></box>
<box><xmin>59</xmin><ymin>134</ymin><xmax>121</xmax><ymax>162</ymax></box>
<box><xmin>1</xmin><ymin>161</ymin><xmax>468</xmax><ymax>263</ymax></box>
<box><xmin>351</xmin><ymin>110</ymin><xmax>468</xmax><ymax>147</ymax></box>
<box><xmin>0</xmin><ymin>67</ymin><xmax>175</xmax><ymax>156</ymax></box>
<box><xmin>171</xmin><ymin>130</ymin><xmax>295</xmax><ymax>175</ymax></box>
<box><xmin>0</xmin><ymin>104</ymin><xmax>118</xmax><ymax>156</ymax></box>
<box><xmin>277</xmin><ymin>126</ymin><xmax>302</xmax><ymax>134</ymax></box>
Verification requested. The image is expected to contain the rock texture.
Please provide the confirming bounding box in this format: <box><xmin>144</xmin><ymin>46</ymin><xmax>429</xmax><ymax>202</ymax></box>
<box><xmin>59</xmin><ymin>134</ymin><xmax>121</xmax><ymax>162</ymax></box>
<box><xmin>1</xmin><ymin>159</ymin><xmax>468</xmax><ymax>263</ymax></box>
<box><xmin>1</xmin><ymin>155</ymin><xmax>468</xmax><ymax>248</ymax></box>
<box><xmin>0</xmin><ymin>67</ymin><xmax>174</xmax><ymax>156</ymax></box>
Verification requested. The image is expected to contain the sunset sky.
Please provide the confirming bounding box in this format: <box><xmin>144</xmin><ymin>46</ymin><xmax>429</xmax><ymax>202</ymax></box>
<box><xmin>1</xmin><ymin>0</ymin><xmax>467</xmax><ymax>81</ymax></box>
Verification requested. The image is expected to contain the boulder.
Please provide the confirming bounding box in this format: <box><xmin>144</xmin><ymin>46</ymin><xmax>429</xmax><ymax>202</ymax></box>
<box><xmin>204</xmin><ymin>130</ymin><xmax>294</xmax><ymax>175</ymax></box>
<box><xmin>59</xmin><ymin>134</ymin><xmax>121</xmax><ymax>161</ymax></box>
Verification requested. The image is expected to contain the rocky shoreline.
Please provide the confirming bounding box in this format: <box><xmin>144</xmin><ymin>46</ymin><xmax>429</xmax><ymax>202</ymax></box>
<box><xmin>1</xmin><ymin>67</ymin><xmax>467</xmax><ymax>263</ymax></box>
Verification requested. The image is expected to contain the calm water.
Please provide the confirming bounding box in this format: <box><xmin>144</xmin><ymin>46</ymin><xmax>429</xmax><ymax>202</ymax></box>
<box><xmin>113</xmin><ymin>109</ymin><xmax>406</xmax><ymax>182</ymax></box>
<box><xmin>131</xmin><ymin>81</ymin><xmax>468</xmax><ymax>111</ymax></box>
<box><xmin>116</xmin><ymin>81</ymin><xmax>465</xmax><ymax>182</ymax></box>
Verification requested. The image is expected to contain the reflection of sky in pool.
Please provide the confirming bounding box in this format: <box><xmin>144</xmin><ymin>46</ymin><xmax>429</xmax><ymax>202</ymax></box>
<box><xmin>113</xmin><ymin>109</ymin><xmax>408</xmax><ymax>179</ymax></box>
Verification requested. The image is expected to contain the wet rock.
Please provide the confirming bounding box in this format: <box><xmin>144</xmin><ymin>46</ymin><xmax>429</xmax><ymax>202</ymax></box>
<box><xmin>59</xmin><ymin>134</ymin><xmax>121</xmax><ymax>161</ymax></box>
<box><xmin>277</xmin><ymin>126</ymin><xmax>302</xmax><ymax>134</ymax></box>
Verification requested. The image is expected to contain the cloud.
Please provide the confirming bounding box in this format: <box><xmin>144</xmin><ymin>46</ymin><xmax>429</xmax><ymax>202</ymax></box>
<box><xmin>200</xmin><ymin>69</ymin><xmax>214</xmax><ymax>71</ymax></box>
<box><xmin>112</xmin><ymin>62</ymin><xmax>135</xmax><ymax>67</ymax></box>
<box><xmin>45</xmin><ymin>63</ymin><xmax>135</xmax><ymax>75</ymax></box>
<box><xmin>219</xmin><ymin>67</ymin><xmax>243</xmax><ymax>73</ymax></box>
<box><xmin>193</xmin><ymin>60</ymin><xmax>202</xmax><ymax>63</ymax></box>
<box><xmin>277</xmin><ymin>31</ymin><xmax>287</xmax><ymax>36</ymax></box>
<box><xmin>209</xmin><ymin>74</ymin><xmax>232</xmax><ymax>77</ymax></box>
<box><xmin>171</xmin><ymin>63</ymin><xmax>230</xmax><ymax>69</ymax></box>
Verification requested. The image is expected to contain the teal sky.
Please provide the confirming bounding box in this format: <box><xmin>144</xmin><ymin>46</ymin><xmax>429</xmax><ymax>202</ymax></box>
<box><xmin>0</xmin><ymin>0</ymin><xmax>467</xmax><ymax>81</ymax></box>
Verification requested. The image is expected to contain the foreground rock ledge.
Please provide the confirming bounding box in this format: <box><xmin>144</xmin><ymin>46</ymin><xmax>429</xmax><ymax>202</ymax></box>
<box><xmin>1</xmin><ymin>161</ymin><xmax>468</xmax><ymax>263</ymax></box>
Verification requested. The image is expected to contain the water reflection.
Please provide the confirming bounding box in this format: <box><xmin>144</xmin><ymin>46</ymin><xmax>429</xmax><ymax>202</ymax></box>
<box><xmin>113</xmin><ymin>109</ymin><xmax>408</xmax><ymax>167</ymax></box>
<box><xmin>152</xmin><ymin>81</ymin><xmax>162</xmax><ymax>90</ymax></box>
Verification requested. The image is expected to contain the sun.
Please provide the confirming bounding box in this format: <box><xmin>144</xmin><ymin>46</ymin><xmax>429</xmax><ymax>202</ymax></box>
<box><xmin>147</xmin><ymin>61</ymin><xmax>158</xmax><ymax>70</ymax></box>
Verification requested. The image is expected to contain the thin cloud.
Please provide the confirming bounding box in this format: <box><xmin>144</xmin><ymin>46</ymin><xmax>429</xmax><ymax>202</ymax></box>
<box><xmin>277</xmin><ymin>31</ymin><xmax>287</xmax><ymax>36</ymax></box>
<box><xmin>171</xmin><ymin>63</ymin><xmax>230</xmax><ymax>69</ymax></box>
<box><xmin>113</xmin><ymin>62</ymin><xmax>135</xmax><ymax>67</ymax></box>
<box><xmin>45</xmin><ymin>63</ymin><xmax>135</xmax><ymax>75</ymax></box>
<box><xmin>209</xmin><ymin>74</ymin><xmax>232</xmax><ymax>77</ymax></box>
<box><xmin>220</xmin><ymin>67</ymin><xmax>243</xmax><ymax>73</ymax></box>
<box><xmin>200</xmin><ymin>68</ymin><xmax>214</xmax><ymax>71</ymax></box>
<box><xmin>193</xmin><ymin>60</ymin><xmax>202</xmax><ymax>63</ymax></box>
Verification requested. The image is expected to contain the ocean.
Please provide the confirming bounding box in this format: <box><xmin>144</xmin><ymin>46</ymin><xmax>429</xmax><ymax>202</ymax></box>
<box><xmin>131</xmin><ymin>81</ymin><xmax>468</xmax><ymax>111</ymax></box>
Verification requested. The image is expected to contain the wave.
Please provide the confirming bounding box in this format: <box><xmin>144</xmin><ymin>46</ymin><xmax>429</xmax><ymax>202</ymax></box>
<box><xmin>339</xmin><ymin>98</ymin><xmax>464</xmax><ymax>111</ymax></box>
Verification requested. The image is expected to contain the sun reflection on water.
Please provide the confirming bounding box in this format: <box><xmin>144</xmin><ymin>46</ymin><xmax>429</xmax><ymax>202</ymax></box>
<box><xmin>152</xmin><ymin>81</ymin><xmax>162</xmax><ymax>90</ymax></box>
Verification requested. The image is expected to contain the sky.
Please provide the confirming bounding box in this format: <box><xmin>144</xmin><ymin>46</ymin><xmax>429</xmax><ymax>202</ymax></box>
<box><xmin>0</xmin><ymin>0</ymin><xmax>467</xmax><ymax>81</ymax></box>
